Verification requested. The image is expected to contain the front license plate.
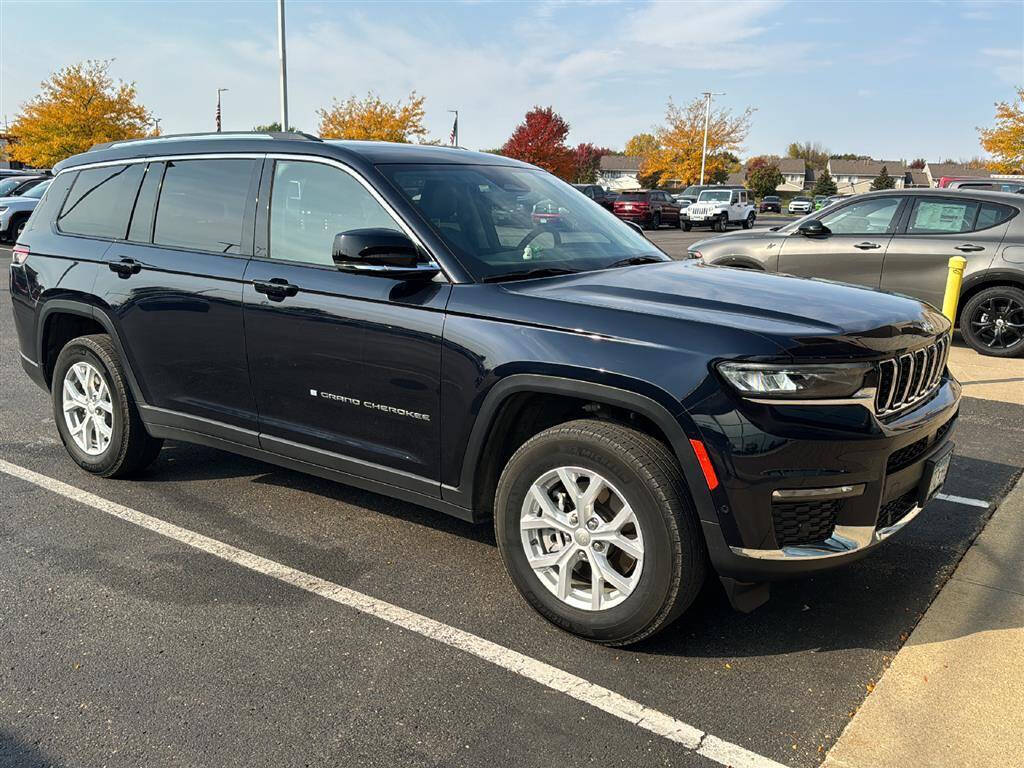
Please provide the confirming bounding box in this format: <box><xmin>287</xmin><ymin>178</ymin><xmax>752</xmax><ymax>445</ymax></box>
<box><xmin>920</xmin><ymin>447</ymin><xmax>953</xmax><ymax>504</ymax></box>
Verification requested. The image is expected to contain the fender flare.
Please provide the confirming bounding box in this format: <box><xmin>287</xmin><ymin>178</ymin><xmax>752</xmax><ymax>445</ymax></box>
<box><xmin>956</xmin><ymin>269</ymin><xmax>1024</xmax><ymax>321</ymax></box>
<box><xmin>442</xmin><ymin>374</ymin><xmax>718</xmax><ymax>525</ymax></box>
<box><xmin>36</xmin><ymin>299</ymin><xmax>147</xmax><ymax>404</ymax></box>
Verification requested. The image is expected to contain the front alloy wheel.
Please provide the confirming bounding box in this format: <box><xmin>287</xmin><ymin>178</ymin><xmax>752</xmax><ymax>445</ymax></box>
<box><xmin>520</xmin><ymin>466</ymin><xmax>644</xmax><ymax>611</ymax></box>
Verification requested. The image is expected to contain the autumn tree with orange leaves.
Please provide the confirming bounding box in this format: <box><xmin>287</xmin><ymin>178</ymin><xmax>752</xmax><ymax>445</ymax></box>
<box><xmin>635</xmin><ymin>97</ymin><xmax>753</xmax><ymax>187</ymax></box>
<box><xmin>979</xmin><ymin>87</ymin><xmax>1024</xmax><ymax>174</ymax></box>
<box><xmin>7</xmin><ymin>60</ymin><xmax>157</xmax><ymax>168</ymax></box>
<box><xmin>317</xmin><ymin>91</ymin><xmax>427</xmax><ymax>143</ymax></box>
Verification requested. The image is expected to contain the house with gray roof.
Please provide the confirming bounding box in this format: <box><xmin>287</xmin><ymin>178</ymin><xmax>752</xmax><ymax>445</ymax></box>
<box><xmin>777</xmin><ymin>158</ymin><xmax>810</xmax><ymax>191</ymax></box>
<box><xmin>827</xmin><ymin>158</ymin><xmax>907</xmax><ymax>194</ymax></box>
<box><xmin>597</xmin><ymin>155</ymin><xmax>642</xmax><ymax>190</ymax></box>
<box><xmin>924</xmin><ymin>162</ymin><xmax>991</xmax><ymax>188</ymax></box>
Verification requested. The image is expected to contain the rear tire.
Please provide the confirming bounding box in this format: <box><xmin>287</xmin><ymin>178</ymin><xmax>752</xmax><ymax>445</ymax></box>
<box><xmin>959</xmin><ymin>286</ymin><xmax>1024</xmax><ymax>358</ymax></box>
<box><xmin>52</xmin><ymin>334</ymin><xmax>164</xmax><ymax>477</ymax></box>
<box><xmin>494</xmin><ymin>419</ymin><xmax>706</xmax><ymax>646</ymax></box>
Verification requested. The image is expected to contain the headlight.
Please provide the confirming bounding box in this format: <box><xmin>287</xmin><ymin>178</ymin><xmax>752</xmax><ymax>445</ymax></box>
<box><xmin>718</xmin><ymin>361</ymin><xmax>872</xmax><ymax>399</ymax></box>
<box><xmin>0</xmin><ymin>207</ymin><xmax>8</xmax><ymax>214</ymax></box>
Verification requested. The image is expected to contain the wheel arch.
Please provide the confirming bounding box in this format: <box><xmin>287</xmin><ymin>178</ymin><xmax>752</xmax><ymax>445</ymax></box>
<box><xmin>443</xmin><ymin>374</ymin><xmax>718</xmax><ymax>526</ymax></box>
<box><xmin>956</xmin><ymin>270</ymin><xmax>1024</xmax><ymax>325</ymax></box>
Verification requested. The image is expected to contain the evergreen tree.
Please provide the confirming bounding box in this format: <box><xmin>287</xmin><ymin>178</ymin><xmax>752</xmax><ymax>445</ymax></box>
<box><xmin>870</xmin><ymin>165</ymin><xmax>895</xmax><ymax>190</ymax></box>
<box><xmin>812</xmin><ymin>170</ymin><xmax>838</xmax><ymax>196</ymax></box>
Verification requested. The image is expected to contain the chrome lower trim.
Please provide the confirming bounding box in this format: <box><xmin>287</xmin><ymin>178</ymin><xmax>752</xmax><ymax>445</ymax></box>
<box><xmin>772</xmin><ymin>483</ymin><xmax>865</xmax><ymax>501</ymax></box>
<box><xmin>748</xmin><ymin>388</ymin><xmax>876</xmax><ymax>408</ymax></box>
<box><xmin>19</xmin><ymin>351</ymin><xmax>38</xmax><ymax>367</ymax></box>
<box><xmin>729</xmin><ymin>502</ymin><xmax>925</xmax><ymax>561</ymax></box>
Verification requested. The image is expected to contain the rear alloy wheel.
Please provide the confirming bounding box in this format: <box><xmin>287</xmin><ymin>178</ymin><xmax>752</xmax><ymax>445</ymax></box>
<box><xmin>495</xmin><ymin>419</ymin><xmax>706</xmax><ymax>646</ymax></box>
<box><xmin>960</xmin><ymin>286</ymin><xmax>1024</xmax><ymax>357</ymax></box>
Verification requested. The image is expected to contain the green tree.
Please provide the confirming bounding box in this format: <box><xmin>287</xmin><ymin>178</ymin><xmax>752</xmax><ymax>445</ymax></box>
<box><xmin>812</xmin><ymin>170</ymin><xmax>838</xmax><ymax>196</ymax></box>
<box><xmin>786</xmin><ymin>140</ymin><xmax>829</xmax><ymax>170</ymax></box>
<box><xmin>870</xmin><ymin>165</ymin><xmax>896</xmax><ymax>190</ymax></box>
<box><xmin>748</xmin><ymin>165</ymin><xmax>783</xmax><ymax>198</ymax></box>
<box><xmin>252</xmin><ymin>122</ymin><xmax>301</xmax><ymax>133</ymax></box>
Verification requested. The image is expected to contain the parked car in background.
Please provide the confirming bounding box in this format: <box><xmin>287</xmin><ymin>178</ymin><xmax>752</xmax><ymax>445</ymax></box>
<box><xmin>759</xmin><ymin>195</ymin><xmax>781</xmax><ymax>213</ymax></box>
<box><xmin>0</xmin><ymin>175</ymin><xmax>49</xmax><ymax>199</ymax></box>
<box><xmin>685</xmin><ymin>188</ymin><xmax>756</xmax><ymax>232</ymax></box>
<box><xmin>0</xmin><ymin>178</ymin><xmax>52</xmax><ymax>242</ymax></box>
<box><xmin>944</xmin><ymin>178</ymin><xmax>1024</xmax><ymax>193</ymax></box>
<box><xmin>788</xmin><ymin>196</ymin><xmax>813</xmax><ymax>215</ymax></box>
<box><xmin>612</xmin><ymin>190</ymin><xmax>681</xmax><ymax>230</ymax></box>
<box><xmin>0</xmin><ymin>168</ymin><xmax>50</xmax><ymax>181</ymax></box>
<box><xmin>572</xmin><ymin>184</ymin><xmax>618</xmax><ymax>211</ymax></box>
<box><xmin>690</xmin><ymin>188</ymin><xmax>1024</xmax><ymax>357</ymax></box>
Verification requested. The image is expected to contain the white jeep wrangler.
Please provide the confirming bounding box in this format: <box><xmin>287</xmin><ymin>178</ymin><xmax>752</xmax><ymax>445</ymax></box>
<box><xmin>683</xmin><ymin>188</ymin><xmax>756</xmax><ymax>232</ymax></box>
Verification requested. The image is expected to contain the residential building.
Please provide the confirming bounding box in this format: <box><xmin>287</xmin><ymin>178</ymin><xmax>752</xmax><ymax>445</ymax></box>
<box><xmin>597</xmin><ymin>155</ymin><xmax>642</xmax><ymax>191</ymax></box>
<box><xmin>827</xmin><ymin>158</ymin><xmax>907</xmax><ymax>194</ymax></box>
<box><xmin>924</xmin><ymin>162</ymin><xmax>991</xmax><ymax>188</ymax></box>
<box><xmin>905</xmin><ymin>168</ymin><xmax>929</xmax><ymax>187</ymax></box>
<box><xmin>778</xmin><ymin>158</ymin><xmax>810</xmax><ymax>191</ymax></box>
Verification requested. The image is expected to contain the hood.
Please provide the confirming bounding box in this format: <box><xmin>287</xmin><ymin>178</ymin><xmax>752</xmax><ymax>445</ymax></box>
<box><xmin>0</xmin><ymin>195</ymin><xmax>36</xmax><ymax>206</ymax></box>
<box><xmin>504</xmin><ymin>261</ymin><xmax>948</xmax><ymax>359</ymax></box>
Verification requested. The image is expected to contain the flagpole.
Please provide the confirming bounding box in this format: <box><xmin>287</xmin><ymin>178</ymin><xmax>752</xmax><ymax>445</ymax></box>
<box><xmin>277</xmin><ymin>0</ymin><xmax>289</xmax><ymax>131</ymax></box>
<box><xmin>216</xmin><ymin>88</ymin><xmax>229</xmax><ymax>132</ymax></box>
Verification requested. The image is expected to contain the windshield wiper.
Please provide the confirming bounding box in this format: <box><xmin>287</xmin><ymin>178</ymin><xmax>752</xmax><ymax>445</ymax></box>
<box><xmin>482</xmin><ymin>267</ymin><xmax>579</xmax><ymax>283</ymax></box>
<box><xmin>607</xmin><ymin>255</ymin><xmax>666</xmax><ymax>268</ymax></box>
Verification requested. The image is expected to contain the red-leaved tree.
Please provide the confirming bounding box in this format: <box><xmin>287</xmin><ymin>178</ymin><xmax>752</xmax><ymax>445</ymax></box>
<box><xmin>570</xmin><ymin>142</ymin><xmax>612</xmax><ymax>184</ymax></box>
<box><xmin>500</xmin><ymin>107</ymin><xmax>574</xmax><ymax>179</ymax></box>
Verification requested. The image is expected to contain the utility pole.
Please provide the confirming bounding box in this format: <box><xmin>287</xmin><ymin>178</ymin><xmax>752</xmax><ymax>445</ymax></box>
<box><xmin>699</xmin><ymin>91</ymin><xmax>725</xmax><ymax>185</ymax></box>
<box><xmin>216</xmin><ymin>88</ymin><xmax>229</xmax><ymax>132</ymax></box>
<box><xmin>447</xmin><ymin>109</ymin><xmax>459</xmax><ymax>146</ymax></box>
<box><xmin>277</xmin><ymin>0</ymin><xmax>289</xmax><ymax>131</ymax></box>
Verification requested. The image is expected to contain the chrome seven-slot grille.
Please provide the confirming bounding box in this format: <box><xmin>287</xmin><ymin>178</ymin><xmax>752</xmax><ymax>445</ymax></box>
<box><xmin>874</xmin><ymin>336</ymin><xmax>948</xmax><ymax>417</ymax></box>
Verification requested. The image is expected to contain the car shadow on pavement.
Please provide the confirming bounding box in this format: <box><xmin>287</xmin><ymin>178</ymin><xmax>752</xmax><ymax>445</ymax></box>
<box><xmin>133</xmin><ymin>443</ymin><xmax>1019</xmax><ymax>657</ymax></box>
<box><xmin>0</xmin><ymin>731</ymin><xmax>70</xmax><ymax>768</ymax></box>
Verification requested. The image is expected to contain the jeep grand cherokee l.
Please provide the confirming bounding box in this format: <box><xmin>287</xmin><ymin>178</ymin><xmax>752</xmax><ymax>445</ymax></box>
<box><xmin>10</xmin><ymin>134</ymin><xmax>960</xmax><ymax>646</ymax></box>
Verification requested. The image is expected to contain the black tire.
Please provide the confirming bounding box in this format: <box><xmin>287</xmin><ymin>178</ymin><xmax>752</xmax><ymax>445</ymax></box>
<box><xmin>682</xmin><ymin>221</ymin><xmax>692</xmax><ymax>232</ymax></box>
<box><xmin>959</xmin><ymin>286</ymin><xmax>1024</xmax><ymax>358</ymax></box>
<box><xmin>743</xmin><ymin>213</ymin><xmax>755</xmax><ymax>230</ymax></box>
<box><xmin>675</xmin><ymin>212</ymin><xmax>683</xmax><ymax>228</ymax></box>
<box><xmin>715</xmin><ymin>214</ymin><xmax>728</xmax><ymax>232</ymax></box>
<box><xmin>5</xmin><ymin>213</ymin><xmax>29</xmax><ymax>243</ymax></box>
<box><xmin>650</xmin><ymin>212</ymin><xmax>661</xmax><ymax>230</ymax></box>
<box><xmin>52</xmin><ymin>334</ymin><xmax>164</xmax><ymax>477</ymax></box>
<box><xmin>494</xmin><ymin>419</ymin><xmax>706</xmax><ymax>646</ymax></box>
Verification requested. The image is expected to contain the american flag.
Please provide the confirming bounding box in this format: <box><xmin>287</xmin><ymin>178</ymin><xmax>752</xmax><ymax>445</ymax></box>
<box><xmin>216</xmin><ymin>100</ymin><xmax>222</xmax><ymax>133</ymax></box>
<box><xmin>448</xmin><ymin>113</ymin><xmax>458</xmax><ymax>146</ymax></box>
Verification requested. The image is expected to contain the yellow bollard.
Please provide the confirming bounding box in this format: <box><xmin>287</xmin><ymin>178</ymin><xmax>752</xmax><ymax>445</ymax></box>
<box><xmin>941</xmin><ymin>256</ymin><xmax>967</xmax><ymax>332</ymax></box>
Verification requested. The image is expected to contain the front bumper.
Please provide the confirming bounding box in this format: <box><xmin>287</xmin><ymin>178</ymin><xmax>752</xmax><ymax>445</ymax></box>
<box><xmin>698</xmin><ymin>376</ymin><xmax>961</xmax><ymax>581</ymax></box>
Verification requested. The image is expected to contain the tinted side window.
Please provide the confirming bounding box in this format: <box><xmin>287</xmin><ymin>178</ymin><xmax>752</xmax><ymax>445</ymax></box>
<box><xmin>975</xmin><ymin>203</ymin><xmax>1016</xmax><ymax>230</ymax></box>
<box><xmin>127</xmin><ymin>162</ymin><xmax>164</xmax><ymax>243</ymax></box>
<box><xmin>269</xmin><ymin>160</ymin><xmax>402</xmax><ymax>266</ymax></box>
<box><xmin>154</xmin><ymin>159</ymin><xmax>255</xmax><ymax>254</ymax></box>
<box><xmin>821</xmin><ymin>197</ymin><xmax>901</xmax><ymax>235</ymax></box>
<box><xmin>907</xmin><ymin>199</ymin><xmax>979</xmax><ymax>234</ymax></box>
<box><xmin>25</xmin><ymin>171</ymin><xmax>76</xmax><ymax>234</ymax></box>
<box><xmin>58</xmin><ymin>164</ymin><xmax>145</xmax><ymax>239</ymax></box>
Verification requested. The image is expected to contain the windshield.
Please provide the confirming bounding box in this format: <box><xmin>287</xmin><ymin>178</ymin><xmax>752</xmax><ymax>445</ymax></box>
<box><xmin>0</xmin><ymin>178</ymin><xmax>29</xmax><ymax>196</ymax></box>
<box><xmin>22</xmin><ymin>180</ymin><xmax>50</xmax><ymax>199</ymax></box>
<box><xmin>681</xmin><ymin>186</ymin><xmax>702</xmax><ymax>197</ymax></box>
<box><xmin>793</xmin><ymin>197</ymin><xmax>811</xmax><ymax>202</ymax></box>
<box><xmin>697</xmin><ymin>190</ymin><xmax>731</xmax><ymax>202</ymax></box>
<box><xmin>380</xmin><ymin>164</ymin><xmax>665</xmax><ymax>281</ymax></box>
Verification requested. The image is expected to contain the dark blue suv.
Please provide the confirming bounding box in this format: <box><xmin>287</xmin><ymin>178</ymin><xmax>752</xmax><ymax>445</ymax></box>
<box><xmin>10</xmin><ymin>133</ymin><xmax>960</xmax><ymax>645</ymax></box>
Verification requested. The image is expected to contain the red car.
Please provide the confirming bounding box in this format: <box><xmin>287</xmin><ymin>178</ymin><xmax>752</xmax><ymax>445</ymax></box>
<box><xmin>612</xmin><ymin>190</ymin><xmax>681</xmax><ymax>230</ymax></box>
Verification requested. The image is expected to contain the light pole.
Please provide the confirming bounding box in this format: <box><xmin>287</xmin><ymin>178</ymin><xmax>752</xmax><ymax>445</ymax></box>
<box><xmin>277</xmin><ymin>0</ymin><xmax>289</xmax><ymax>131</ymax></box>
<box><xmin>216</xmin><ymin>88</ymin><xmax>229</xmax><ymax>132</ymax></box>
<box><xmin>699</xmin><ymin>91</ymin><xmax>725</xmax><ymax>185</ymax></box>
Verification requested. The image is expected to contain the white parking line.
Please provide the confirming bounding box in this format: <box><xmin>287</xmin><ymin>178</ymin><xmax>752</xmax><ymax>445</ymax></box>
<box><xmin>0</xmin><ymin>458</ymin><xmax>789</xmax><ymax>768</ymax></box>
<box><xmin>934</xmin><ymin>493</ymin><xmax>990</xmax><ymax>508</ymax></box>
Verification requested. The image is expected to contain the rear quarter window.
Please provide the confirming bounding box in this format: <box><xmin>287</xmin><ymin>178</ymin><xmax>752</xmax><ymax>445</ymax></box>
<box><xmin>24</xmin><ymin>171</ymin><xmax>76</xmax><ymax>235</ymax></box>
<box><xmin>57</xmin><ymin>164</ymin><xmax>146</xmax><ymax>239</ymax></box>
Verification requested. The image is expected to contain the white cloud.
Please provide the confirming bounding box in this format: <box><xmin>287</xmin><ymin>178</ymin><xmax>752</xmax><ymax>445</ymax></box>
<box><xmin>980</xmin><ymin>47</ymin><xmax>1024</xmax><ymax>85</ymax></box>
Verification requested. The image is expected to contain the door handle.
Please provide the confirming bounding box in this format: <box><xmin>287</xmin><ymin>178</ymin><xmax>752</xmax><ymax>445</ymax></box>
<box><xmin>854</xmin><ymin>242</ymin><xmax>881</xmax><ymax>250</ymax></box>
<box><xmin>253</xmin><ymin>278</ymin><xmax>299</xmax><ymax>301</ymax></box>
<box><xmin>955</xmin><ymin>244</ymin><xmax>984</xmax><ymax>252</ymax></box>
<box><xmin>109</xmin><ymin>258</ymin><xmax>142</xmax><ymax>278</ymax></box>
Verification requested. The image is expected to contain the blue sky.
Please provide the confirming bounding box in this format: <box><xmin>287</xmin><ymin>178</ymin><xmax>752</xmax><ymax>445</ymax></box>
<box><xmin>1</xmin><ymin>0</ymin><xmax>1022</xmax><ymax>162</ymax></box>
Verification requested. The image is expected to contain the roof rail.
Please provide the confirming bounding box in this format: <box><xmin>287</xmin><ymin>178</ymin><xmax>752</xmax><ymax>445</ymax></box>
<box><xmin>88</xmin><ymin>131</ymin><xmax>322</xmax><ymax>152</ymax></box>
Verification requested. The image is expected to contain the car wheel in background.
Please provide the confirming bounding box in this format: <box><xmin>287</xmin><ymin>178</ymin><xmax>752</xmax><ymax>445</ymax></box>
<box><xmin>645</xmin><ymin>212</ymin><xmax>660</xmax><ymax>231</ymax></box>
<box><xmin>714</xmin><ymin>214</ymin><xmax>728</xmax><ymax>232</ymax></box>
<box><xmin>494</xmin><ymin>419</ymin><xmax>706</xmax><ymax>646</ymax></box>
<box><xmin>682</xmin><ymin>221</ymin><xmax>692</xmax><ymax>231</ymax></box>
<box><xmin>960</xmin><ymin>286</ymin><xmax>1024</xmax><ymax>358</ymax></box>
<box><xmin>743</xmin><ymin>213</ymin><xmax>755</xmax><ymax>229</ymax></box>
<box><xmin>52</xmin><ymin>334</ymin><xmax>164</xmax><ymax>477</ymax></box>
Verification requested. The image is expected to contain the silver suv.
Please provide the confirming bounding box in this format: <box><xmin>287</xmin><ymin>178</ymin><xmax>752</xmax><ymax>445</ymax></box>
<box><xmin>690</xmin><ymin>188</ymin><xmax>1024</xmax><ymax>357</ymax></box>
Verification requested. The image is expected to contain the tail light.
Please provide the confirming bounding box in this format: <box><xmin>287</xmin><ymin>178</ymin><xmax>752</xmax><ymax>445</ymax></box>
<box><xmin>12</xmin><ymin>245</ymin><xmax>29</xmax><ymax>265</ymax></box>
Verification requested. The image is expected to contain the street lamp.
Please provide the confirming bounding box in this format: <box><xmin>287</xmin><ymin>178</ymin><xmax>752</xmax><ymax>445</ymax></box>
<box><xmin>699</xmin><ymin>91</ymin><xmax>725</xmax><ymax>185</ymax></box>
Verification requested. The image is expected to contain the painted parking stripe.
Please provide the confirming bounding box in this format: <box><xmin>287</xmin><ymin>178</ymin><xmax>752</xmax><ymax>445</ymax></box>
<box><xmin>934</xmin><ymin>493</ymin><xmax>989</xmax><ymax>508</ymax></box>
<box><xmin>0</xmin><ymin>459</ymin><xmax>789</xmax><ymax>768</ymax></box>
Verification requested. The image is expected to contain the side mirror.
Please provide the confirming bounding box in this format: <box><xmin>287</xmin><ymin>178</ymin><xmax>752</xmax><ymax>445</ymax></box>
<box><xmin>332</xmin><ymin>228</ymin><xmax>439</xmax><ymax>280</ymax></box>
<box><xmin>797</xmin><ymin>219</ymin><xmax>831</xmax><ymax>238</ymax></box>
<box><xmin>623</xmin><ymin>219</ymin><xmax>647</xmax><ymax>238</ymax></box>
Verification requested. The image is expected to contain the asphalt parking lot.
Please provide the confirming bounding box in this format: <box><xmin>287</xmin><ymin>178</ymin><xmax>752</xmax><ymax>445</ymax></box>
<box><xmin>2</xmin><ymin>243</ymin><xmax>1022</xmax><ymax>768</ymax></box>
<box><xmin>647</xmin><ymin>214</ymin><xmax>789</xmax><ymax>258</ymax></box>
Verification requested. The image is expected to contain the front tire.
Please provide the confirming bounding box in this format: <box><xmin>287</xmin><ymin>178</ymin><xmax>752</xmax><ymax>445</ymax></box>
<box><xmin>959</xmin><ymin>286</ymin><xmax>1024</xmax><ymax>357</ymax></box>
<box><xmin>714</xmin><ymin>214</ymin><xmax>728</xmax><ymax>232</ymax></box>
<box><xmin>682</xmin><ymin>221</ymin><xmax>692</xmax><ymax>232</ymax></box>
<box><xmin>743</xmin><ymin>213</ymin><xmax>755</xmax><ymax>229</ymax></box>
<box><xmin>494</xmin><ymin>419</ymin><xmax>706</xmax><ymax>646</ymax></box>
<box><xmin>52</xmin><ymin>334</ymin><xmax>164</xmax><ymax>477</ymax></box>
